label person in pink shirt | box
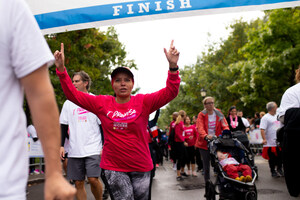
[54,41,180,200]
[174,110,188,180]
[184,116,198,177]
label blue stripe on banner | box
[35,0,300,30]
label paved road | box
[27,156,300,200]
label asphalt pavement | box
[27,156,300,200]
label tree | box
[229,8,300,110]
[159,8,300,128]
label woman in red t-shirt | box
[174,110,188,181]
[54,41,180,200]
[184,116,198,177]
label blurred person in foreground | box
[0,0,75,199]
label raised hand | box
[164,40,180,69]
[54,43,65,72]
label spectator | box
[226,106,246,133]
[254,112,261,129]
[237,110,250,133]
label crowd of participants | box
[155,97,285,186]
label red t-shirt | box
[174,121,185,142]
[184,125,197,146]
[57,68,180,172]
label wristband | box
[169,66,179,71]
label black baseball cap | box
[111,67,134,83]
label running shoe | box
[180,172,189,177]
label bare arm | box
[21,65,75,200]
[260,129,267,145]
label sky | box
[101,10,265,95]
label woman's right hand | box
[54,43,65,72]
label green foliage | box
[46,27,137,110]
[159,8,300,128]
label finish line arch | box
[26,0,300,35]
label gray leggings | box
[199,149,211,182]
[102,169,151,200]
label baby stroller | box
[205,131,258,200]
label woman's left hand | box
[164,40,180,69]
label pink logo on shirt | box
[107,109,137,121]
[73,107,89,115]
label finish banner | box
[26,0,300,34]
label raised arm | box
[144,40,181,113]
[54,43,101,113]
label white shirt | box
[277,83,300,118]
[0,0,54,199]
[208,112,216,135]
[219,157,239,167]
[260,113,281,147]
[60,100,102,157]
[241,117,250,128]
[27,125,38,138]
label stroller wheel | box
[245,191,257,200]
[205,180,216,200]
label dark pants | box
[267,147,282,173]
[101,170,151,200]
[199,149,210,182]
[173,142,186,171]
[186,146,196,164]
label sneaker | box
[173,163,177,171]
[192,171,198,177]
[176,176,184,181]
[187,170,191,176]
[180,172,189,177]
[33,169,40,174]
[277,169,284,177]
[102,188,109,200]
[271,171,279,178]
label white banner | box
[249,129,263,144]
[26,0,300,34]
[28,138,44,158]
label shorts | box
[101,169,151,200]
[67,155,101,181]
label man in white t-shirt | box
[260,102,283,178]
[237,110,250,133]
[59,71,103,200]
[0,0,76,199]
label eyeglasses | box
[205,102,214,105]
